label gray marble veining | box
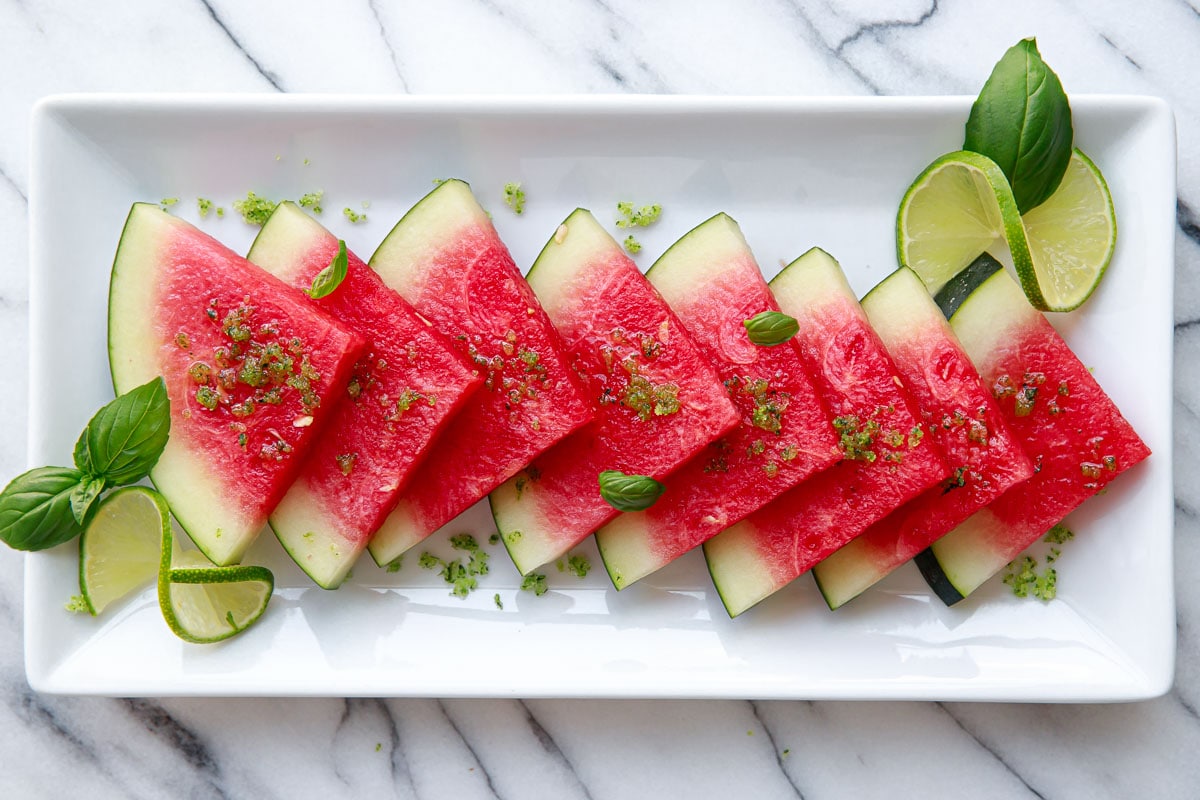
[1,1,1197,797]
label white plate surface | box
[25,94,1175,699]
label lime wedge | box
[78,486,169,615]
[896,150,1033,295]
[159,563,274,644]
[1018,149,1116,311]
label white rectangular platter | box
[25,94,1176,699]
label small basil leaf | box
[0,466,86,551]
[72,426,93,474]
[598,470,665,512]
[743,311,799,346]
[83,376,171,485]
[308,240,349,299]
[69,476,107,526]
[964,38,1073,214]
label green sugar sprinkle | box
[567,554,590,578]
[520,573,548,596]
[503,182,526,215]
[623,234,642,254]
[1044,523,1074,544]
[298,190,324,214]
[417,534,490,598]
[343,207,368,223]
[616,201,662,228]
[233,191,279,226]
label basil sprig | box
[964,38,1073,214]
[743,311,799,347]
[598,470,665,512]
[0,377,171,552]
[307,240,349,299]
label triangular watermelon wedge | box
[916,265,1152,602]
[595,214,839,589]
[364,181,594,567]
[489,210,742,574]
[108,204,365,566]
[703,248,950,617]
[245,202,482,588]
[812,266,1035,609]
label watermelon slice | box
[916,264,1151,603]
[703,248,949,617]
[595,214,838,589]
[108,204,364,566]
[489,210,741,574]
[245,202,482,588]
[811,266,1034,610]
[364,181,593,566]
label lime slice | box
[74,482,274,641]
[896,150,1033,295]
[159,563,274,644]
[1018,149,1116,311]
[78,486,169,615]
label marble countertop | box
[2,1,1197,797]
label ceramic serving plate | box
[25,94,1175,699]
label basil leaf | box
[598,470,665,512]
[69,476,107,526]
[743,311,799,346]
[964,38,1073,214]
[81,377,171,485]
[308,240,349,299]
[0,467,86,551]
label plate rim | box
[23,92,1177,700]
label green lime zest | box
[616,201,662,228]
[503,182,526,215]
[233,191,279,226]
[520,573,548,596]
[298,191,324,214]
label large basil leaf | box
[74,377,171,485]
[0,466,86,551]
[964,38,1073,214]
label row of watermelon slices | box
[107,181,1149,617]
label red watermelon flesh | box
[108,204,365,566]
[489,209,741,575]
[703,249,949,617]
[245,202,482,587]
[920,269,1151,600]
[595,214,838,589]
[365,181,593,567]
[812,267,1035,609]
